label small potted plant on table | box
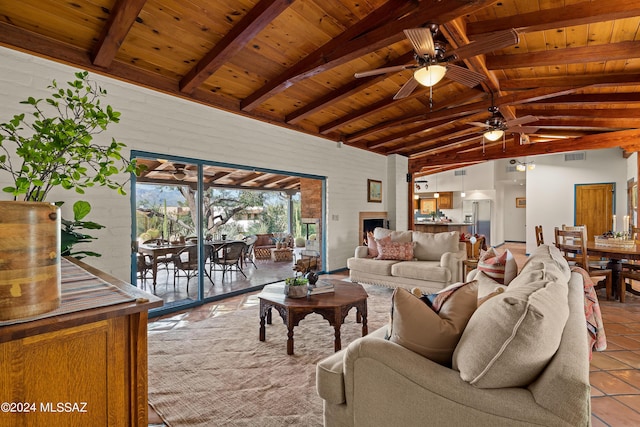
[284,275,309,298]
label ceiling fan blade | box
[354,64,413,78]
[506,126,540,134]
[403,28,435,57]
[468,121,491,129]
[504,115,538,127]
[448,29,519,60]
[393,77,419,100]
[445,63,486,87]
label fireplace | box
[359,212,388,245]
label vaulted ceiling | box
[2,0,640,180]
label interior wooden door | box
[575,183,614,241]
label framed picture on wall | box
[367,179,382,202]
[516,197,526,208]
[420,198,437,214]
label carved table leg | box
[334,307,342,352]
[287,326,295,355]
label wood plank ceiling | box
[1,0,640,182]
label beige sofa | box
[317,244,591,426]
[347,228,467,293]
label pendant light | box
[434,175,439,198]
[460,170,466,198]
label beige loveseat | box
[347,227,467,293]
[317,244,591,426]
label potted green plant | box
[284,275,309,298]
[0,71,138,320]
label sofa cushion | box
[452,275,569,388]
[376,241,415,261]
[391,261,450,283]
[519,244,572,283]
[411,230,459,261]
[386,282,478,366]
[347,257,400,276]
[472,270,508,298]
[477,247,517,285]
[367,232,390,258]
[373,227,412,243]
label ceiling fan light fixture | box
[413,64,446,87]
[483,129,504,141]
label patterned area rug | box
[147,284,393,426]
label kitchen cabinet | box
[438,192,453,209]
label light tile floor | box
[147,244,640,426]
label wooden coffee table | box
[258,280,368,355]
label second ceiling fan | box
[354,24,519,100]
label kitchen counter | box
[414,222,472,234]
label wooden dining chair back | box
[554,227,613,300]
[632,226,640,240]
[468,235,485,260]
[213,241,248,281]
[172,245,199,292]
[535,225,544,246]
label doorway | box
[575,183,615,240]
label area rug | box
[147,284,393,426]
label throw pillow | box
[376,241,414,261]
[412,230,460,261]
[452,277,569,388]
[366,232,390,258]
[477,247,517,285]
[386,281,479,366]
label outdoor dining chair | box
[172,245,199,292]
[212,241,247,281]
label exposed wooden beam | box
[500,73,640,90]
[179,0,293,94]
[486,41,640,70]
[530,93,640,105]
[285,51,415,125]
[467,0,640,37]
[239,0,416,112]
[319,81,455,135]
[408,129,640,173]
[240,0,499,112]
[91,0,147,68]
[344,88,485,143]
[517,108,640,119]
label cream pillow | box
[452,277,569,388]
[387,281,478,367]
[412,230,460,261]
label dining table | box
[138,241,188,286]
[586,240,640,299]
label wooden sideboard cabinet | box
[0,257,162,427]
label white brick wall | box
[0,47,407,281]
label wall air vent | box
[506,166,518,173]
[565,152,586,162]
[454,170,467,176]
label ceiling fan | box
[354,24,520,100]
[468,105,539,142]
[155,162,195,180]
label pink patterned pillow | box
[376,241,415,261]
[367,233,390,257]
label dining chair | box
[136,253,153,287]
[562,224,608,268]
[554,227,613,300]
[172,245,199,292]
[212,241,247,281]
[618,226,640,303]
[243,235,258,269]
[535,225,544,246]
[143,238,174,272]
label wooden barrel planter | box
[0,202,61,320]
